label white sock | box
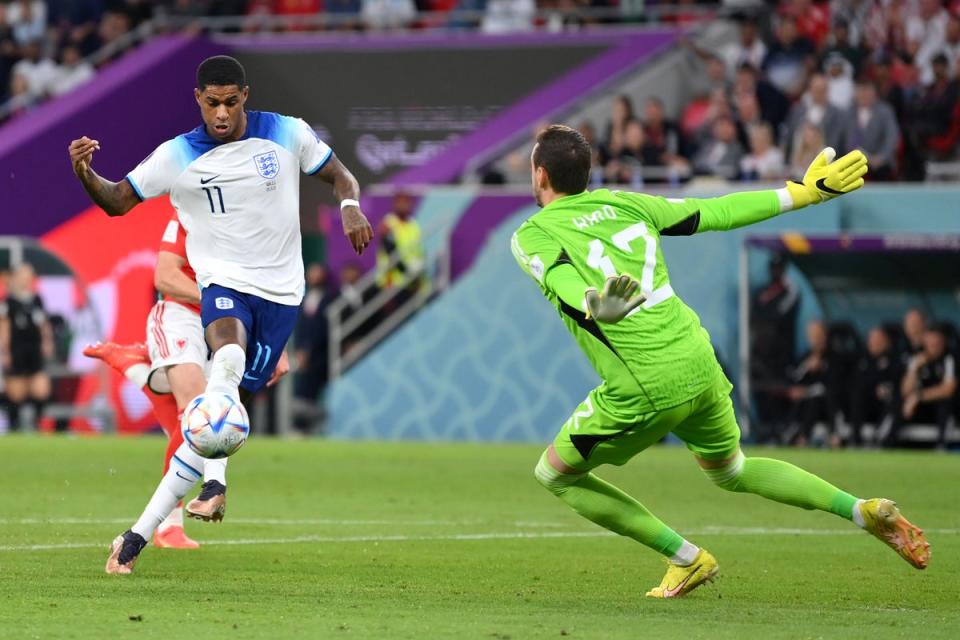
[130,444,204,539]
[851,499,866,528]
[204,457,228,486]
[158,504,184,531]
[669,540,701,566]
[206,344,245,398]
[125,363,150,389]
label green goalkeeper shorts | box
[551,372,740,471]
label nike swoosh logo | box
[815,177,844,195]
[175,471,192,481]
[200,175,220,185]
[663,563,701,597]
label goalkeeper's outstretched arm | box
[618,147,868,235]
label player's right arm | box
[155,251,201,305]
[616,148,868,236]
[0,302,9,370]
[69,137,140,217]
[511,223,643,323]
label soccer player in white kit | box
[68,56,373,574]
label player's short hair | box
[196,55,247,90]
[533,125,591,195]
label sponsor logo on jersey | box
[215,297,234,310]
[253,151,280,179]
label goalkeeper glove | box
[584,274,647,324]
[785,147,868,209]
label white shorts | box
[146,300,208,394]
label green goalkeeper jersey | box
[512,187,783,414]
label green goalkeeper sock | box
[535,454,686,557]
[703,452,858,520]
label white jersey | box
[126,111,332,305]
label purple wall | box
[0,35,225,236]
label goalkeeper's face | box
[531,145,546,207]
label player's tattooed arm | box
[315,154,374,255]
[155,251,202,305]
[68,137,140,217]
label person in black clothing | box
[899,326,957,449]
[750,253,800,440]
[338,262,380,354]
[785,319,839,447]
[849,326,902,446]
[0,264,53,432]
[292,263,331,433]
[901,308,927,364]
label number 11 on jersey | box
[202,186,226,214]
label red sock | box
[141,386,184,475]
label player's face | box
[531,144,545,207]
[195,84,249,142]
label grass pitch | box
[0,436,956,639]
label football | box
[181,393,250,459]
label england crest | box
[253,151,280,179]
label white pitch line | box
[0,517,567,527]
[1,527,957,553]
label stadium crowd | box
[579,1,960,184]
[751,257,958,450]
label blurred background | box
[1,0,959,451]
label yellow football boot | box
[859,498,930,569]
[645,549,719,599]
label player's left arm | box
[313,155,373,256]
[617,148,867,236]
[0,304,9,370]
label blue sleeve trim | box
[306,148,334,175]
[125,175,145,201]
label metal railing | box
[326,214,452,380]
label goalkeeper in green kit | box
[511,125,930,598]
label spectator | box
[601,95,635,166]
[638,97,689,182]
[902,308,928,362]
[733,89,765,148]
[734,63,790,131]
[693,115,744,179]
[830,0,872,48]
[785,319,840,447]
[750,253,800,439]
[824,53,855,110]
[911,53,960,157]
[721,15,768,77]
[6,0,46,46]
[783,0,830,49]
[376,192,427,305]
[943,14,960,77]
[49,45,94,97]
[762,16,816,99]
[0,264,53,433]
[604,118,645,184]
[907,0,950,85]
[785,74,846,158]
[789,122,826,177]
[740,122,786,180]
[849,326,902,446]
[293,263,330,434]
[820,17,868,76]
[338,261,380,353]
[326,0,363,29]
[480,0,535,33]
[900,326,957,449]
[10,40,57,99]
[846,80,900,180]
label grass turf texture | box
[0,437,956,640]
